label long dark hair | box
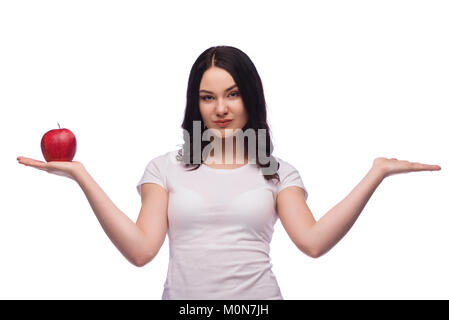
[176,45,280,183]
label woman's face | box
[199,66,248,138]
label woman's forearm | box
[73,166,150,266]
[307,166,385,258]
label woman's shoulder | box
[160,148,187,168]
[148,149,179,161]
[272,155,303,175]
[272,154,291,168]
[141,149,178,171]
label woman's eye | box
[200,91,240,101]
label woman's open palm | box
[17,156,84,181]
[373,157,441,178]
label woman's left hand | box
[372,157,441,179]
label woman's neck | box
[205,136,248,165]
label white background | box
[1,0,448,299]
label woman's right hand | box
[17,156,85,181]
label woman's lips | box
[215,120,232,127]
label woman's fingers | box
[393,160,441,173]
[17,156,83,181]
[410,162,441,171]
[17,156,48,171]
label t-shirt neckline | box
[201,162,253,173]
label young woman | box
[17,46,441,300]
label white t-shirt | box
[136,149,308,300]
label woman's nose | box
[216,99,229,115]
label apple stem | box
[57,122,60,129]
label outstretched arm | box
[277,157,441,258]
[16,156,162,267]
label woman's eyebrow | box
[199,84,238,94]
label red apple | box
[41,123,77,162]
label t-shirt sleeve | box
[136,153,168,196]
[276,158,308,201]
